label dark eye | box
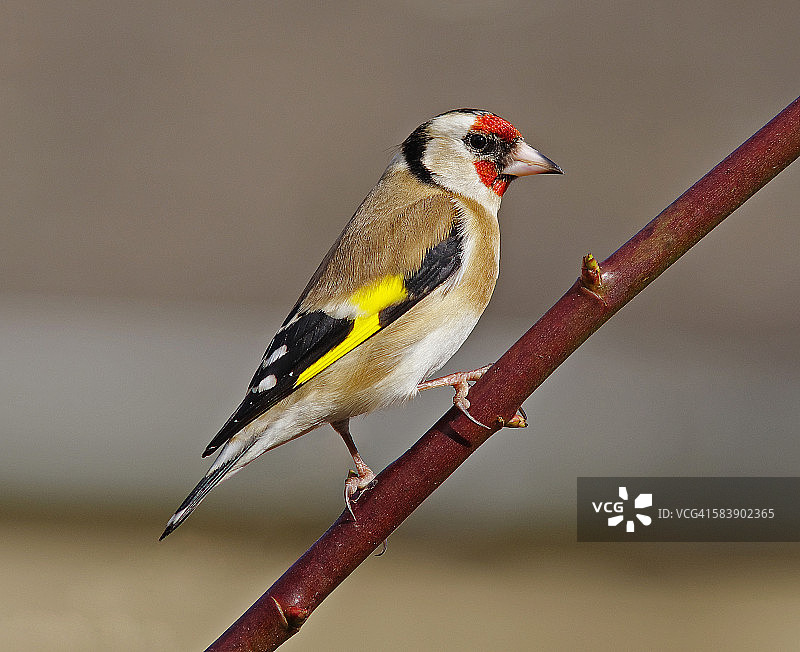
[467,133,490,152]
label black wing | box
[202,310,351,456]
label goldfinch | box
[160,109,561,539]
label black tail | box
[159,457,237,540]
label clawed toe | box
[344,468,376,520]
[454,397,490,429]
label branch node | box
[506,407,528,428]
[495,407,527,429]
[580,253,604,292]
[270,597,310,632]
[579,253,609,307]
[283,605,309,630]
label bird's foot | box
[344,459,376,521]
[417,365,492,429]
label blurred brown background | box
[2,2,800,650]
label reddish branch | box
[207,95,800,651]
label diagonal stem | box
[206,95,800,651]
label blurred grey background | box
[2,2,799,650]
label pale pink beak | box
[501,140,563,176]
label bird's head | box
[400,109,562,205]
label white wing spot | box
[256,374,277,392]
[263,345,288,368]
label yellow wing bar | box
[294,274,408,387]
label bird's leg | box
[417,365,493,428]
[417,365,528,429]
[331,419,376,519]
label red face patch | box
[472,113,521,142]
[474,159,511,196]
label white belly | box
[379,309,481,402]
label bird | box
[160,109,561,539]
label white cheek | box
[424,144,501,207]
